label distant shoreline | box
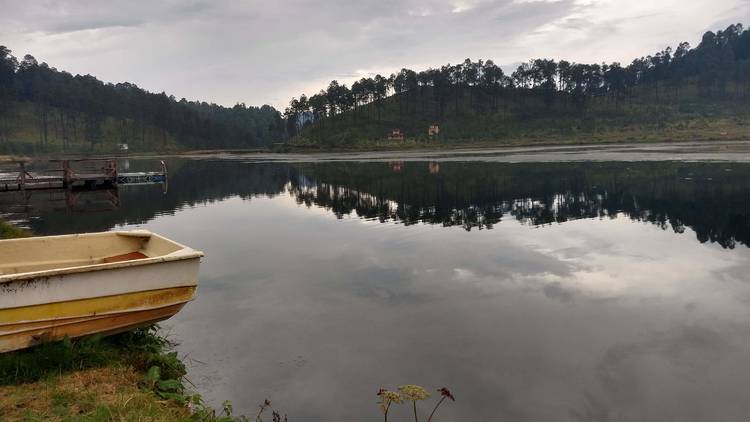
[62,139,747,167]
[4,132,750,162]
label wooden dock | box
[0,159,167,192]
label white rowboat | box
[0,231,203,353]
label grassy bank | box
[0,329,194,421]
[0,326,260,422]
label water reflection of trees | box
[288,162,750,249]
[7,159,750,249]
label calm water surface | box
[3,157,750,421]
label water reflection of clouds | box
[128,192,750,421]
[575,324,750,421]
[347,266,432,305]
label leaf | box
[141,365,161,390]
[156,379,183,393]
[157,391,187,405]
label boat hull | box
[0,300,189,352]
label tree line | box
[285,24,750,137]
[0,47,285,150]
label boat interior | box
[0,231,184,276]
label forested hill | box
[0,47,285,154]
[2,24,749,154]
[285,24,750,148]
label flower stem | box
[413,401,419,422]
[427,396,446,422]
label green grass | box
[0,219,31,240]
[1,365,192,421]
[0,328,183,386]
[0,328,253,421]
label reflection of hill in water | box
[290,161,750,249]
[7,159,750,249]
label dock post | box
[104,159,118,187]
[19,162,26,191]
[62,160,71,188]
[15,161,32,191]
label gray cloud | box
[0,0,215,33]
[0,0,747,109]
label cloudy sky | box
[1,0,748,109]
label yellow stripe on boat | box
[0,303,188,353]
[0,286,196,326]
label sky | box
[0,0,748,110]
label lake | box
[3,146,750,421]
